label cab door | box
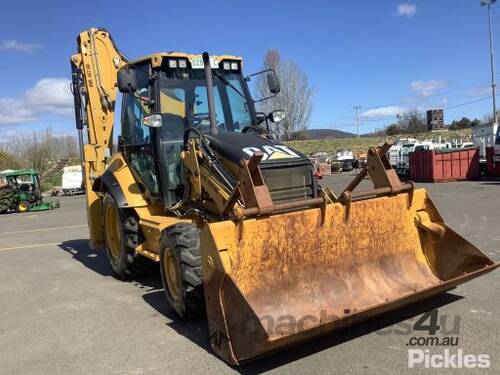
[120,63,160,199]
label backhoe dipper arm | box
[70,28,127,249]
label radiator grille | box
[260,163,315,203]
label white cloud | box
[397,3,417,17]
[0,98,37,125]
[0,78,73,126]
[25,78,74,117]
[467,85,491,97]
[0,39,42,53]
[410,80,447,98]
[361,106,405,119]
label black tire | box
[102,194,147,280]
[0,186,14,213]
[160,223,204,319]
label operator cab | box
[117,53,282,207]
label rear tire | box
[102,194,146,280]
[160,224,204,319]
[18,201,30,213]
[0,185,14,213]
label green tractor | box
[0,169,59,213]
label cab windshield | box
[158,70,253,141]
[157,68,255,206]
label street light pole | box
[353,105,361,139]
[482,0,498,125]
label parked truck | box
[62,165,84,195]
[472,122,498,173]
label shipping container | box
[409,148,480,182]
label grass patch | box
[285,129,472,157]
[41,170,64,192]
[40,157,80,192]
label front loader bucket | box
[200,188,498,365]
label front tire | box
[102,194,144,280]
[160,224,204,318]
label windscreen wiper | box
[214,72,245,99]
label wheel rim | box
[164,250,181,302]
[18,202,28,212]
[104,203,121,259]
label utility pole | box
[353,105,361,139]
[481,0,498,125]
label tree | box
[2,128,78,173]
[398,109,427,134]
[385,123,400,136]
[471,119,481,127]
[483,110,500,124]
[449,117,481,130]
[0,150,20,171]
[450,117,470,130]
[256,49,313,141]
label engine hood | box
[205,132,309,167]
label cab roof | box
[0,168,38,177]
[126,52,242,68]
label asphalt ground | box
[0,175,499,374]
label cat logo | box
[242,145,300,161]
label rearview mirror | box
[246,69,281,103]
[267,71,281,94]
[117,67,138,93]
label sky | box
[0,0,499,138]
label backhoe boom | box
[70,28,126,249]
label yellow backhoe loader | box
[71,28,498,365]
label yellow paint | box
[160,90,186,118]
[164,249,181,300]
[104,202,121,259]
[0,242,61,252]
[17,202,29,212]
[107,153,149,207]
[134,205,190,256]
[267,151,295,160]
[135,244,160,262]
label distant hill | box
[286,128,473,156]
[303,128,355,140]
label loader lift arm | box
[70,28,127,249]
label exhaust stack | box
[202,52,218,136]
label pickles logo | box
[242,145,300,161]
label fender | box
[93,171,127,207]
[92,153,149,208]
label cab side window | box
[120,63,159,195]
[122,92,151,145]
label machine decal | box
[242,145,300,160]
